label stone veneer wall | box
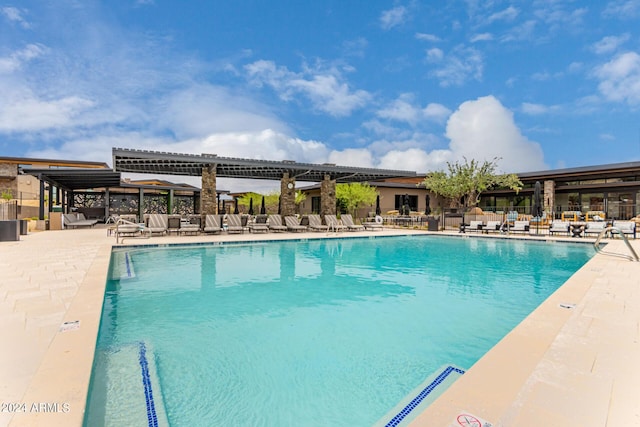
[0,163,18,197]
[544,180,555,216]
[280,174,296,216]
[200,165,217,215]
[320,175,336,217]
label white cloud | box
[376,94,421,124]
[0,44,46,73]
[427,46,483,87]
[471,33,493,43]
[245,60,371,117]
[603,0,640,19]
[594,51,640,105]
[415,33,440,42]
[426,48,444,61]
[0,6,31,29]
[423,103,451,122]
[328,148,374,168]
[592,34,630,55]
[486,6,519,24]
[521,102,561,115]
[380,6,408,30]
[445,96,546,172]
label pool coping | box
[2,228,638,426]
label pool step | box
[374,364,465,427]
[85,342,169,427]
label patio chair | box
[178,216,200,236]
[462,220,484,233]
[363,215,384,231]
[284,215,308,232]
[325,214,347,232]
[203,214,223,234]
[226,214,245,234]
[583,221,607,238]
[249,215,269,233]
[147,213,168,236]
[341,214,364,231]
[510,220,530,234]
[612,220,636,239]
[63,213,99,229]
[267,215,288,232]
[167,215,182,234]
[485,220,502,233]
[307,214,329,232]
[549,221,570,236]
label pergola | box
[112,148,418,216]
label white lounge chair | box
[226,214,245,233]
[249,215,269,233]
[612,220,636,239]
[549,221,570,236]
[147,213,168,236]
[341,214,364,231]
[284,215,307,232]
[510,220,529,234]
[485,220,502,233]
[463,220,483,233]
[203,214,223,234]
[325,215,347,232]
[267,215,288,232]
[363,215,384,231]
[63,213,98,229]
[307,214,328,232]
[583,221,607,237]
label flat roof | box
[23,168,122,191]
[112,147,418,182]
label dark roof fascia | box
[4,156,109,168]
[518,161,640,181]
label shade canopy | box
[112,148,417,183]
[23,168,122,191]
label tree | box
[237,192,280,214]
[422,158,522,210]
[335,182,378,217]
[294,190,306,213]
[1,189,13,201]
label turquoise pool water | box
[85,235,593,427]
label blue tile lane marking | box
[384,365,465,427]
[138,342,159,427]
[124,252,132,278]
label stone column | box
[544,180,555,219]
[280,173,296,216]
[201,164,217,215]
[0,163,18,197]
[320,175,336,218]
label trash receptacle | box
[0,220,20,241]
[19,219,28,235]
[427,217,439,231]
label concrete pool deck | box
[1,227,639,426]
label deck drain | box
[559,303,576,309]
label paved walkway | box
[1,227,639,426]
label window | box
[395,194,418,212]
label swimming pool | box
[84,235,593,426]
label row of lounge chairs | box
[462,218,636,238]
[115,213,381,238]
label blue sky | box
[1,1,640,190]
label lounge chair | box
[363,215,384,231]
[267,215,288,232]
[612,220,636,239]
[325,215,347,232]
[307,214,329,232]
[178,216,200,235]
[63,213,99,229]
[583,221,607,237]
[226,214,245,233]
[284,215,308,232]
[485,220,502,233]
[147,213,168,236]
[549,221,570,236]
[249,215,269,233]
[510,220,529,234]
[203,214,223,234]
[341,214,364,231]
[463,220,484,233]
[115,218,149,239]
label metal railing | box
[593,226,639,262]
